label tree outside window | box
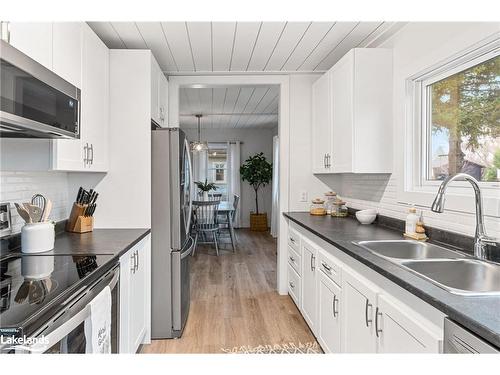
[428,55,499,182]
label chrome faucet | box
[431,173,497,259]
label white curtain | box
[191,149,208,199]
[227,141,241,228]
[270,136,279,238]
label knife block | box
[66,203,94,233]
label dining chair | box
[191,200,221,256]
[218,194,239,252]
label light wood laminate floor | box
[142,229,317,353]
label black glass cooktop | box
[0,253,114,332]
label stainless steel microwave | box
[0,40,80,139]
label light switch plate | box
[299,191,308,202]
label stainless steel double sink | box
[354,240,500,296]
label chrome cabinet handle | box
[321,261,332,274]
[333,295,339,317]
[375,307,383,337]
[135,250,139,271]
[90,144,94,165]
[130,252,136,274]
[289,256,295,262]
[365,299,373,327]
[289,281,295,289]
[83,143,89,165]
[323,154,327,168]
[326,153,330,168]
[310,254,316,271]
[289,237,296,244]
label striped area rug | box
[221,342,321,354]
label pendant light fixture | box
[190,114,208,152]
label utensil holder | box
[66,203,94,233]
[21,222,55,253]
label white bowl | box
[355,211,377,224]
[357,209,377,216]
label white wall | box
[73,50,152,229]
[288,74,332,211]
[317,23,500,238]
[183,127,274,228]
[0,171,70,234]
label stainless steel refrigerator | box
[151,127,194,339]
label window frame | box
[401,36,500,217]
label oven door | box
[22,265,119,354]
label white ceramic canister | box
[21,222,55,254]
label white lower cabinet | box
[301,238,318,334]
[288,264,301,306]
[287,223,443,354]
[119,234,151,353]
[376,294,441,353]
[318,271,341,353]
[342,268,378,353]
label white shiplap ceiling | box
[179,86,279,129]
[87,21,403,74]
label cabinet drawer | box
[288,245,301,275]
[288,226,301,252]
[288,264,301,307]
[318,250,341,286]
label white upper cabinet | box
[52,23,82,88]
[151,57,168,127]
[311,48,393,174]
[8,23,53,70]
[51,23,109,172]
[311,72,332,174]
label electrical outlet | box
[299,191,308,202]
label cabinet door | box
[342,269,377,353]
[311,72,332,174]
[81,24,109,172]
[301,239,317,333]
[119,236,151,353]
[376,295,441,353]
[318,273,341,353]
[119,247,134,353]
[130,240,149,352]
[331,51,354,173]
[52,22,82,88]
[8,22,53,69]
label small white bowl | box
[357,209,377,216]
[355,211,377,225]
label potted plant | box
[240,152,272,231]
[194,179,218,200]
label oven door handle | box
[26,265,119,353]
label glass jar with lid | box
[324,191,337,215]
[310,198,327,216]
[331,197,348,217]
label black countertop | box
[284,212,500,349]
[11,228,151,259]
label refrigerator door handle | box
[184,138,194,235]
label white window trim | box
[399,35,500,218]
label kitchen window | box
[207,143,228,199]
[424,55,499,183]
[401,37,499,217]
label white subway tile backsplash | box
[326,173,500,238]
[0,171,69,234]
